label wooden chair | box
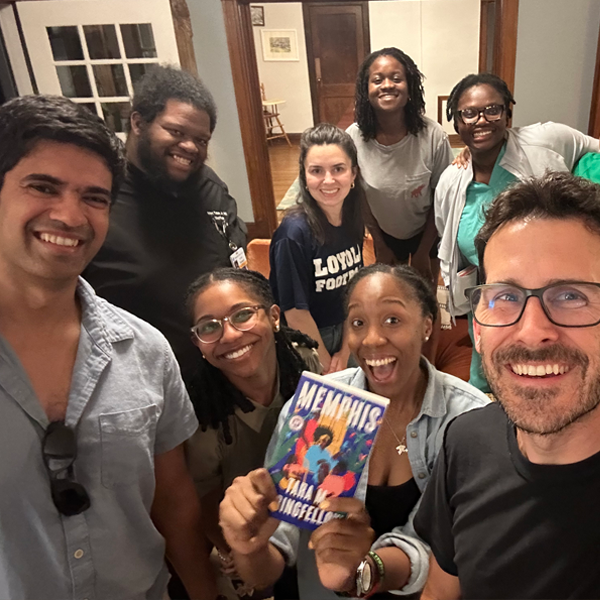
[246,238,272,278]
[261,83,291,146]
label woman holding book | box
[219,264,489,599]
[184,268,320,597]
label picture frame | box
[260,29,299,62]
[250,6,264,27]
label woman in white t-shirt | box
[346,47,453,283]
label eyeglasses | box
[465,282,600,328]
[43,421,91,516]
[191,305,265,344]
[457,104,505,125]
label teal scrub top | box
[457,143,518,267]
[456,143,518,393]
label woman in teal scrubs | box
[436,73,599,391]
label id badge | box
[230,247,248,269]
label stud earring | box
[350,182,355,189]
[424,336,430,343]
[274,324,280,332]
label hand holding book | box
[220,468,280,557]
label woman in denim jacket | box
[219,264,489,599]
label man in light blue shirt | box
[0,95,218,600]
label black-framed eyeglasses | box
[43,421,91,516]
[465,282,600,328]
[191,305,265,344]
[457,104,505,125]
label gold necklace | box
[384,390,425,456]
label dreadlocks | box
[186,268,318,445]
[354,47,426,141]
[446,73,516,129]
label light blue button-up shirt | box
[0,278,198,600]
[268,359,489,598]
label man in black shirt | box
[85,66,246,385]
[414,173,600,599]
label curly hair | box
[186,268,318,444]
[354,47,426,141]
[446,73,516,131]
[0,95,125,200]
[475,172,600,282]
[287,122,365,246]
[131,64,217,132]
[344,263,438,322]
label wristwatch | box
[356,556,374,597]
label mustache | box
[493,344,589,368]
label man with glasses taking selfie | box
[414,172,600,599]
[0,96,219,599]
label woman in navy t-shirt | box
[270,123,365,373]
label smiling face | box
[304,143,356,224]
[132,99,211,187]
[347,272,432,398]
[0,140,112,286]
[192,280,280,385]
[455,84,508,158]
[474,218,600,435]
[367,55,409,116]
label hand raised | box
[219,468,280,556]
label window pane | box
[120,23,157,58]
[93,64,128,97]
[101,102,131,132]
[56,65,92,98]
[78,102,98,115]
[84,25,120,59]
[47,26,84,61]
[128,63,153,86]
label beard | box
[136,127,202,196]
[481,343,600,436]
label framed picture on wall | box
[251,6,265,27]
[261,29,299,62]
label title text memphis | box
[295,379,383,434]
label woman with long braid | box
[184,268,320,596]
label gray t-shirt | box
[0,278,198,600]
[347,118,453,239]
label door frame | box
[222,0,519,240]
[589,18,600,138]
[302,1,370,125]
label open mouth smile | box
[221,343,255,360]
[36,232,82,248]
[364,356,398,383]
[509,363,571,377]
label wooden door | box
[303,2,369,128]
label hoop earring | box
[351,182,355,189]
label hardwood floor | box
[268,138,300,207]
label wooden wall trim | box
[492,0,519,92]
[221,0,277,239]
[588,20,600,138]
[169,0,198,75]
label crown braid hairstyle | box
[186,268,318,444]
[446,73,515,130]
[355,47,426,141]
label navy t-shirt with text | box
[269,214,363,329]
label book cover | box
[265,371,389,530]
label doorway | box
[221,0,519,240]
[304,2,369,128]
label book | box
[265,371,389,531]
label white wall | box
[370,0,480,133]
[187,0,254,222]
[513,0,600,132]
[252,3,313,133]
